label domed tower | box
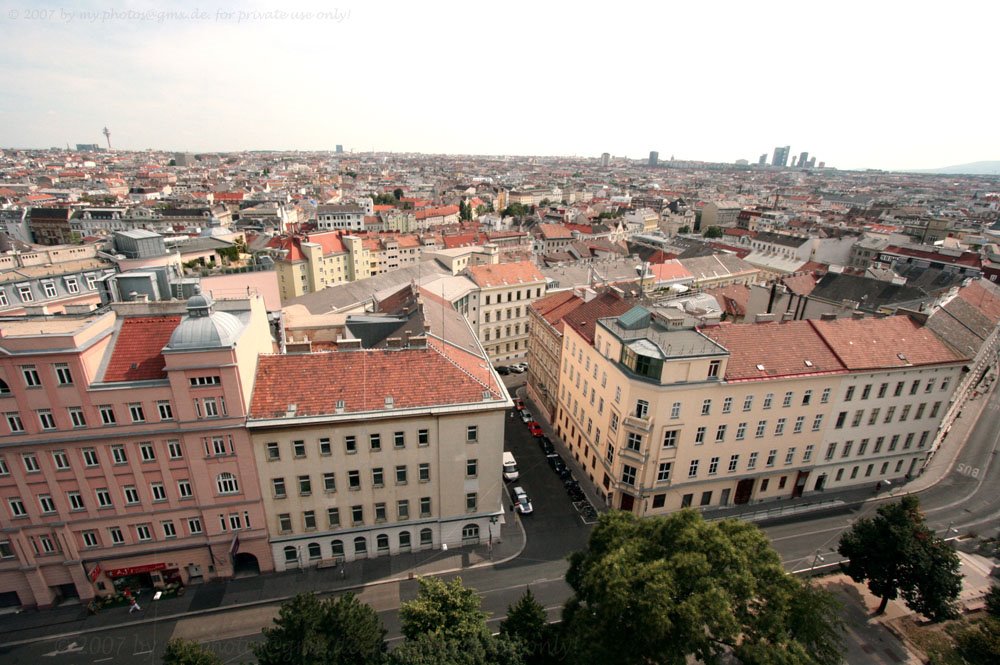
[166,289,244,351]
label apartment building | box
[0,245,114,315]
[553,307,965,515]
[247,339,509,569]
[467,261,547,364]
[0,292,275,609]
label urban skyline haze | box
[0,0,996,171]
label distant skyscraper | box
[102,126,112,151]
[648,151,659,167]
[799,151,809,168]
[772,145,790,167]
[335,144,343,154]
[808,157,816,168]
[758,154,767,166]
[600,152,610,167]
[791,156,798,168]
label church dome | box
[167,289,243,349]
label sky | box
[0,0,997,171]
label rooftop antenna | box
[102,126,112,150]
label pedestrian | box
[129,598,141,613]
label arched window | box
[399,531,411,550]
[419,528,433,546]
[462,524,480,542]
[331,539,344,557]
[308,542,321,560]
[283,546,298,564]
[216,472,239,495]
[376,534,389,552]
[354,536,367,555]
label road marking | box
[43,641,84,657]
[94,658,113,662]
[770,524,846,542]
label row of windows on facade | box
[482,307,529,324]
[275,494,478,534]
[3,367,220,393]
[282,524,479,564]
[483,324,529,342]
[270,459,478,497]
[263,426,478,460]
[2,396,226,434]
[4,472,241,521]
[617,431,932,487]
[0,436,236,482]
[482,288,542,306]
[0,272,101,306]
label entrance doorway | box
[232,553,260,578]
[734,478,754,505]
[814,474,827,491]
[792,470,810,498]
[619,493,635,512]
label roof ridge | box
[427,337,499,398]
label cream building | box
[553,307,965,514]
[467,261,547,364]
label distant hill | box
[910,161,1000,175]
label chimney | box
[852,311,865,320]
[23,305,51,316]
[755,313,776,323]
[386,337,402,348]
[820,313,838,321]
[781,311,794,322]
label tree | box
[389,632,524,665]
[253,592,387,665]
[500,589,559,665]
[163,639,222,665]
[393,188,404,200]
[459,201,472,222]
[561,510,843,665]
[986,585,1000,617]
[952,617,1000,665]
[703,225,723,238]
[502,203,531,218]
[678,225,691,234]
[838,495,962,621]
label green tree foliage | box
[500,589,559,665]
[372,193,398,206]
[838,496,962,621]
[162,639,223,665]
[389,632,524,665]
[952,617,1000,665]
[501,203,531,218]
[253,592,387,665]
[561,510,843,665]
[393,188,404,200]
[703,225,723,238]
[984,584,1000,618]
[459,201,473,222]
[678,225,691,234]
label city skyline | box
[0,0,997,171]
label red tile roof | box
[649,260,692,282]
[537,223,574,239]
[781,272,818,296]
[306,231,347,254]
[700,321,847,380]
[103,316,181,382]
[564,292,635,344]
[530,291,583,330]
[415,205,459,221]
[883,245,982,268]
[249,348,502,419]
[957,279,1000,321]
[809,316,967,369]
[467,260,545,288]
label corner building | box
[0,293,275,609]
[247,336,509,570]
[554,307,965,514]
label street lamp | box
[488,514,500,558]
[809,550,825,574]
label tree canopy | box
[703,225,723,238]
[501,203,532,218]
[500,588,559,665]
[162,639,223,665]
[253,592,387,665]
[838,495,962,621]
[561,510,843,665]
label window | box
[0,410,22,440]
[396,465,408,484]
[919,431,929,448]
[345,435,357,453]
[621,464,637,486]
[418,429,429,446]
[21,366,41,387]
[8,497,27,518]
[188,517,203,535]
[701,399,712,416]
[825,442,837,460]
[327,507,341,528]
[812,414,823,431]
[688,459,699,478]
[42,282,56,298]
[369,467,383,487]
[743,395,753,412]
[899,404,911,422]
[722,397,732,414]
[803,444,814,462]
[298,475,312,496]
[217,473,239,495]
[626,432,642,452]
[278,514,292,533]
[695,426,706,444]
[151,483,166,502]
[610,413,619,432]
[38,410,56,430]
[178,480,192,498]
[82,531,99,548]
[293,440,306,457]
[352,506,364,525]
[167,440,183,459]
[835,412,847,429]
[467,425,478,442]
[915,403,926,420]
[766,449,777,467]
[755,420,767,438]
[303,511,317,530]
[671,402,681,419]
[763,393,773,409]
[466,459,478,477]
[728,454,740,472]
[52,450,70,470]
[189,375,221,387]
[22,453,39,472]
[110,445,127,465]
[397,500,410,521]
[657,462,672,482]
[39,494,56,514]
[736,422,747,440]
[369,433,381,451]
[774,418,786,436]
[941,376,950,392]
[0,289,6,307]
[747,452,758,470]
[662,430,678,448]
[708,360,721,378]
[802,390,812,406]
[852,410,864,427]
[930,401,941,419]
[793,416,804,433]
[124,485,139,504]
[844,386,855,402]
[910,380,920,396]
[98,405,116,425]
[317,437,332,456]
[420,497,431,517]
[715,424,727,442]
[0,457,6,475]
[55,364,73,385]
[17,285,33,303]
[419,463,430,482]
[96,488,112,508]
[884,406,896,423]
[420,527,433,545]
[894,381,904,397]
[821,388,831,403]
[784,448,796,465]
[266,442,280,461]
[783,391,793,408]
[129,403,145,423]
[139,442,155,462]
[324,472,336,492]
[708,456,720,475]
[69,407,86,427]
[466,492,477,512]
[109,527,124,544]
[635,399,649,418]
[681,494,693,508]
[348,470,361,489]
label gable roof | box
[563,292,635,344]
[700,321,846,380]
[102,316,181,382]
[809,316,966,370]
[466,260,544,288]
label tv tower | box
[102,126,111,150]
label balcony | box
[624,414,652,433]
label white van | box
[502,451,519,482]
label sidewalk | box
[0,501,526,648]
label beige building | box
[247,337,510,569]
[467,261,547,364]
[553,307,965,514]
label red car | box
[527,422,544,437]
[514,398,525,411]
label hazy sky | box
[1,0,996,171]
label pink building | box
[0,292,274,609]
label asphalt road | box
[10,384,999,664]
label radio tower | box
[102,126,112,150]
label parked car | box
[510,363,527,373]
[546,453,567,476]
[496,365,511,375]
[502,451,519,482]
[512,486,533,514]
[527,422,544,437]
[540,438,555,455]
[514,398,525,411]
[520,411,533,423]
